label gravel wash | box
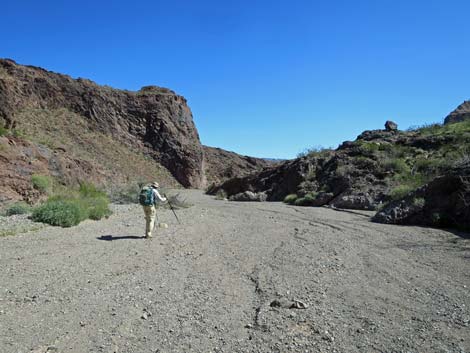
[0,190,469,353]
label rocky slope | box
[203,146,272,186]
[0,59,264,203]
[208,112,470,230]
[444,100,470,124]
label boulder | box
[373,165,470,230]
[385,120,398,131]
[330,192,376,210]
[229,191,267,202]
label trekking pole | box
[163,193,181,224]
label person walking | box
[139,182,167,238]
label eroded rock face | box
[0,59,204,188]
[202,146,271,186]
[373,165,470,230]
[444,101,470,124]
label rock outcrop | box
[373,163,470,230]
[0,59,268,203]
[208,116,470,227]
[0,59,204,188]
[444,100,470,124]
[202,146,271,186]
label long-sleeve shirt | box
[152,188,167,203]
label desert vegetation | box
[31,182,112,227]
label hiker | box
[139,182,167,238]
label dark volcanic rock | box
[0,59,267,200]
[229,191,267,202]
[385,120,398,131]
[0,59,204,188]
[202,146,271,186]
[373,164,470,230]
[444,100,470,124]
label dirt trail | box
[1,190,469,353]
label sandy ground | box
[0,190,469,353]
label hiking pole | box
[163,193,181,224]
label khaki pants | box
[143,205,157,238]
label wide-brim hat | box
[151,182,159,188]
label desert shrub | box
[335,164,355,177]
[294,193,316,206]
[215,189,228,200]
[412,158,445,176]
[84,196,112,220]
[284,194,298,204]
[32,200,87,227]
[79,182,106,198]
[381,158,410,174]
[297,146,333,159]
[414,123,443,136]
[32,182,111,227]
[31,174,52,193]
[412,197,426,208]
[356,141,380,154]
[298,180,317,195]
[109,184,140,204]
[389,185,415,200]
[0,126,8,136]
[5,202,32,216]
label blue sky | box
[2,0,470,159]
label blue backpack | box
[139,187,155,206]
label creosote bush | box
[389,185,415,201]
[294,193,316,206]
[283,194,298,205]
[31,182,111,227]
[31,174,52,193]
[5,202,32,216]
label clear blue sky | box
[2,0,470,159]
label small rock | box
[290,300,308,309]
[270,299,282,308]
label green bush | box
[389,185,415,200]
[381,158,410,174]
[0,126,7,137]
[294,193,316,206]
[5,202,32,216]
[215,189,228,200]
[79,182,107,198]
[32,182,111,227]
[109,184,140,204]
[283,194,298,204]
[31,174,52,193]
[32,200,87,227]
[412,197,426,208]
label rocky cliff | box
[0,59,204,188]
[0,59,266,203]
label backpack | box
[139,187,155,206]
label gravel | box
[0,190,469,352]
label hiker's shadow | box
[97,235,145,241]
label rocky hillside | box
[203,146,272,186]
[208,113,470,230]
[0,59,264,203]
